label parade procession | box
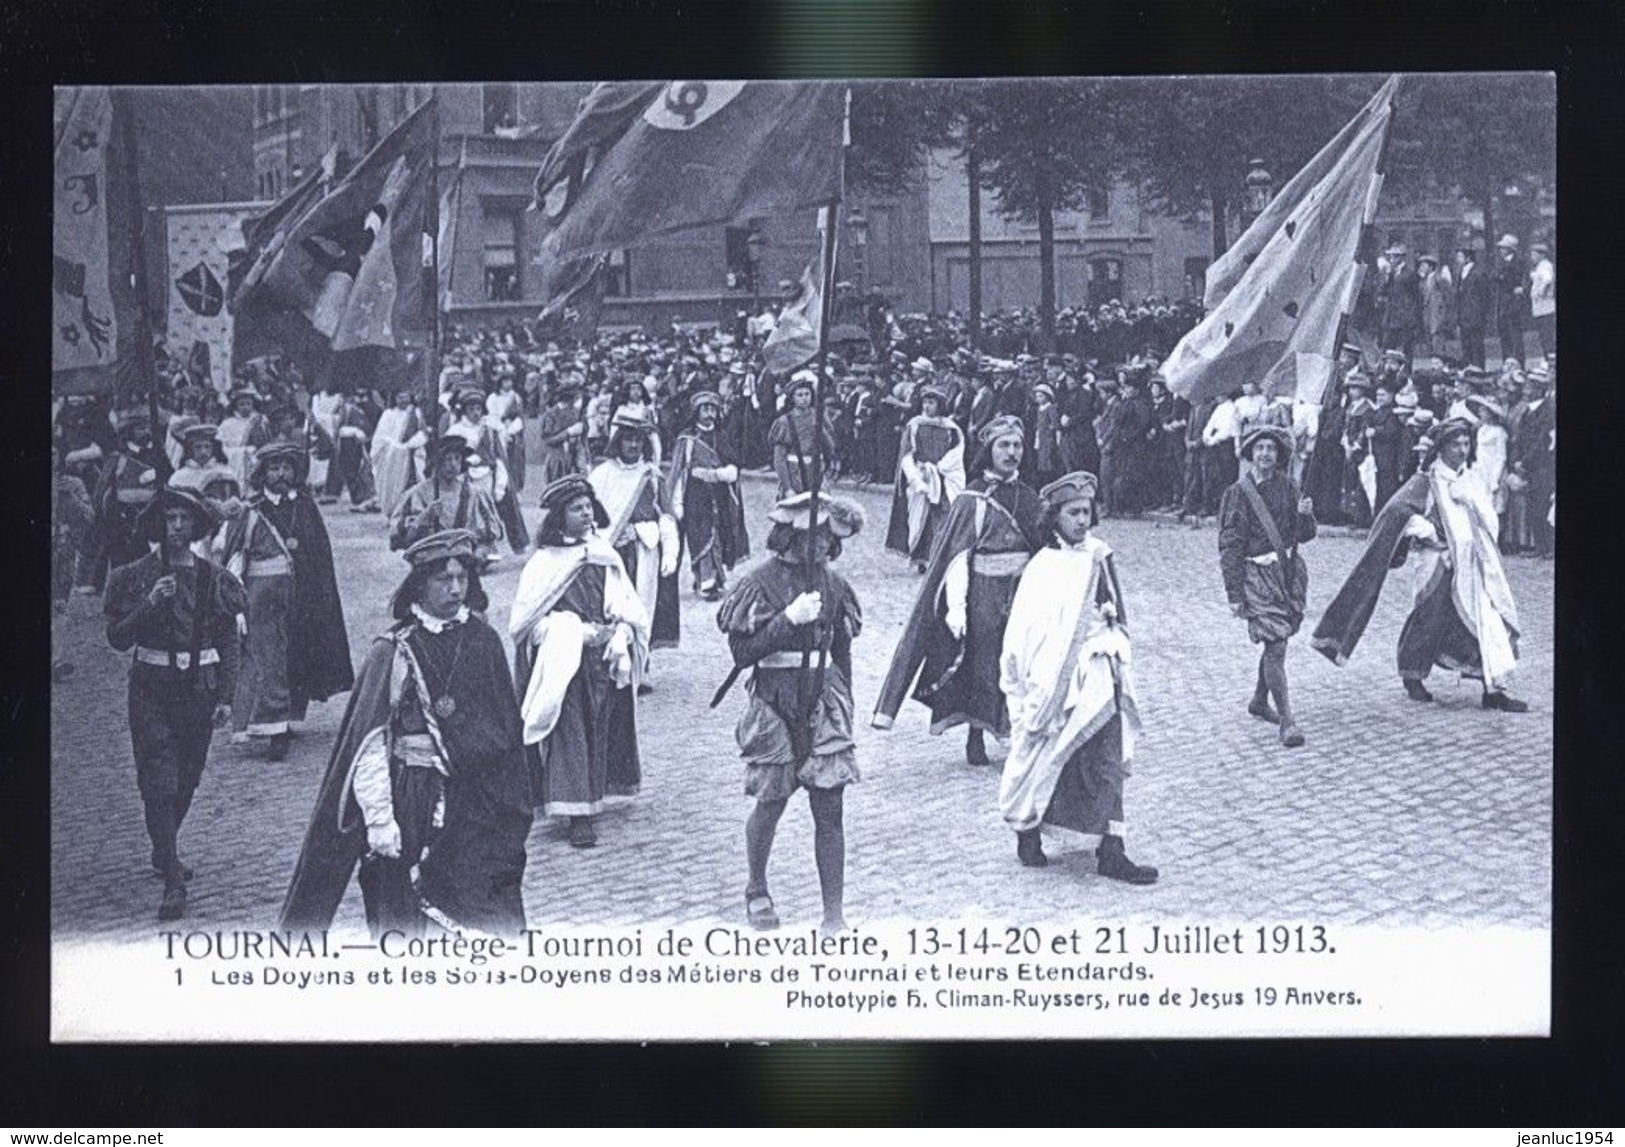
[50,76,1553,1026]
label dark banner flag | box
[533,81,845,264]
[249,100,436,352]
[229,147,335,307]
[53,88,147,398]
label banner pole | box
[427,93,443,449]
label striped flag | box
[1161,76,1399,405]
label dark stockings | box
[1259,640,1293,725]
[744,787,847,929]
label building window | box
[604,250,629,297]
[1086,182,1110,222]
[483,84,519,134]
[1183,256,1209,301]
[482,205,522,301]
[1087,257,1124,308]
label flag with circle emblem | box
[533,81,845,266]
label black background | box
[4,0,1622,1127]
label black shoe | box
[152,853,194,882]
[636,682,653,696]
[701,587,722,602]
[914,561,927,574]
[1403,679,1434,703]
[157,882,187,921]
[1482,691,1529,713]
[965,730,990,767]
[1278,721,1305,749]
[1016,829,1048,868]
[1096,835,1158,885]
[1247,697,1281,725]
[568,816,598,849]
[266,732,290,762]
[52,660,76,683]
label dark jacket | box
[1455,259,1491,331]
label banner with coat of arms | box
[165,203,259,394]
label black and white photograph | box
[48,72,1556,1041]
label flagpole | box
[1327,74,1401,392]
[796,85,846,764]
[427,93,443,451]
[119,91,177,668]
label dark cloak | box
[1310,471,1433,666]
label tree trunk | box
[1210,189,1229,262]
[966,137,983,351]
[1037,172,1056,354]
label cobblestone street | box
[51,471,1553,940]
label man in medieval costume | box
[391,436,505,564]
[510,476,650,850]
[90,409,164,589]
[218,443,354,761]
[1217,424,1319,750]
[1311,417,1528,712]
[770,370,837,498]
[666,390,751,602]
[884,383,967,573]
[998,471,1156,884]
[717,489,866,935]
[323,388,381,514]
[444,384,529,554]
[279,528,533,938]
[105,488,247,921]
[369,387,428,517]
[872,413,1046,767]
[537,376,590,486]
[589,408,681,678]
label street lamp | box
[847,207,869,294]
[1244,157,1275,224]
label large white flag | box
[1163,76,1398,405]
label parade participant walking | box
[165,424,228,497]
[391,437,505,563]
[1313,418,1527,711]
[219,443,354,761]
[280,529,533,938]
[104,488,246,920]
[510,476,650,850]
[216,387,271,493]
[323,389,381,513]
[717,490,866,935]
[589,409,681,669]
[884,383,966,573]
[666,391,751,601]
[1218,424,1318,749]
[90,409,164,589]
[873,414,1045,767]
[538,376,591,485]
[998,471,1156,883]
[770,370,837,498]
[445,384,529,554]
[487,370,527,494]
[369,388,428,517]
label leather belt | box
[135,646,219,669]
[970,551,1030,576]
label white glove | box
[784,591,823,626]
[944,605,967,640]
[367,820,402,859]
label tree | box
[1382,73,1556,248]
[975,79,1122,352]
[1117,75,1363,265]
